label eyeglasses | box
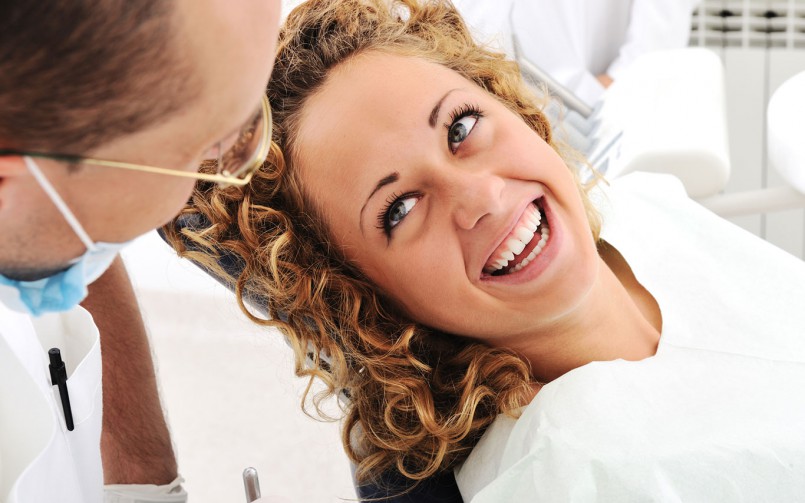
[0,94,272,187]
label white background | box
[122,233,356,503]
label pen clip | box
[48,348,74,431]
[243,467,261,503]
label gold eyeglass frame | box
[0,95,272,187]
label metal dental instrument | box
[243,467,261,503]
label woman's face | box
[296,52,601,347]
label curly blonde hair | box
[164,0,601,487]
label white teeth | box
[483,201,551,275]
[514,226,533,243]
[524,211,541,233]
[509,226,551,273]
[506,238,526,255]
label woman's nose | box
[448,171,505,230]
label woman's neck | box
[522,242,662,384]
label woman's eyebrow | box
[357,89,461,233]
[359,171,400,233]
[429,88,460,127]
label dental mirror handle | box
[243,467,261,502]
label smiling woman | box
[164,0,805,500]
[295,51,618,356]
[166,0,600,484]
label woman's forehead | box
[294,53,470,186]
[298,52,471,145]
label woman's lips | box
[483,198,549,275]
[478,194,561,286]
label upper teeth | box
[508,226,549,274]
[484,202,548,275]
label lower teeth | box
[510,226,549,273]
[492,212,549,276]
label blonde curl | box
[164,0,600,488]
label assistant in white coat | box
[454,0,701,105]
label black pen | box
[48,348,74,431]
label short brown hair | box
[0,1,197,154]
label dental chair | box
[522,41,732,199]
[528,42,805,216]
[161,49,804,503]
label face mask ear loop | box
[23,156,98,252]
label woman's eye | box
[448,115,479,153]
[387,196,419,229]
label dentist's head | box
[0,0,281,314]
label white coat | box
[0,286,103,503]
[453,0,701,105]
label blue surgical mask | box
[0,157,132,316]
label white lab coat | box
[453,0,701,105]
[0,286,103,503]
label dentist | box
[0,1,280,502]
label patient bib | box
[456,172,805,501]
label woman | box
[165,0,805,499]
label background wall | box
[122,233,356,503]
[691,0,805,257]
